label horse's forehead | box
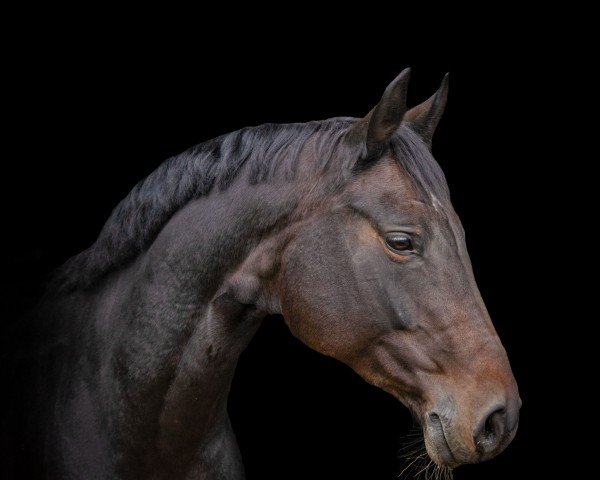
[344,157,429,209]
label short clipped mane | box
[53,118,448,292]
[53,119,355,290]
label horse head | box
[276,69,520,468]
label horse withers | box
[2,68,519,479]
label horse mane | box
[52,118,448,292]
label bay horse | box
[2,68,519,479]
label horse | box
[1,68,520,479]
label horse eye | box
[385,234,414,254]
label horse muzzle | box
[423,393,521,467]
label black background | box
[3,14,566,480]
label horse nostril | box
[428,412,441,424]
[484,408,504,437]
[474,406,507,454]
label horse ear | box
[403,73,449,146]
[363,68,411,157]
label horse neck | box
[84,175,299,472]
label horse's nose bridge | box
[440,277,503,348]
[424,257,491,327]
[432,313,515,401]
[432,302,501,358]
